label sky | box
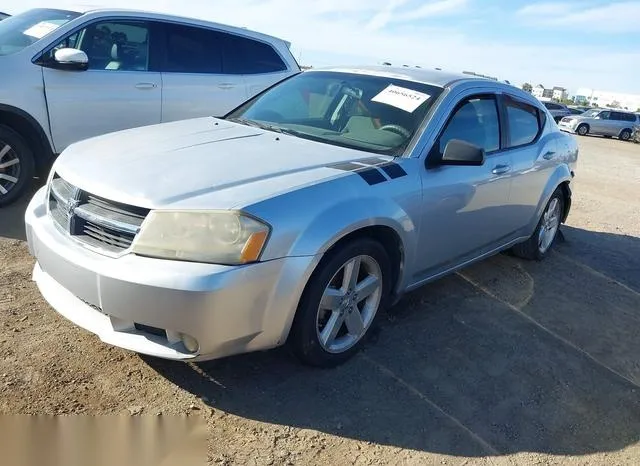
[1,0,639,95]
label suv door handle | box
[218,83,235,90]
[542,151,556,160]
[135,82,157,90]
[492,164,511,175]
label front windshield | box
[226,71,444,155]
[582,110,600,117]
[0,8,80,56]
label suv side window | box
[504,97,542,147]
[48,21,151,71]
[599,111,611,120]
[223,34,287,74]
[438,95,500,154]
[162,24,223,74]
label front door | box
[415,94,513,280]
[42,20,161,153]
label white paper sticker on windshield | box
[24,22,60,39]
[371,85,430,113]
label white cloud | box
[1,0,639,94]
[516,2,573,16]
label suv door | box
[222,33,292,100]
[158,23,247,121]
[40,20,161,153]
[591,110,611,134]
[416,93,512,278]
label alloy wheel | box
[316,255,382,353]
[538,197,561,254]
[0,141,20,196]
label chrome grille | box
[48,174,149,253]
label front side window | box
[163,24,222,74]
[0,8,80,56]
[226,71,443,154]
[505,97,542,147]
[599,111,611,120]
[438,95,500,154]
[223,34,287,74]
[47,20,150,71]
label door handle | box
[542,151,556,160]
[492,164,511,175]
[218,83,235,90]
[135,82,157,90]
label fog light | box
[181,334,199,353]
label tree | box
[522,82,533,93]
[608,100,621,108]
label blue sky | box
[2,0,639,95]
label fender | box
[528,164,573,235]
[0,104,55,171]
[287,195,416,292]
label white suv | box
[0,8,300,205]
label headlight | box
[132,211,270,265]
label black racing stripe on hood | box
[379,162,407,179]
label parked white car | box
[0,8,300,205]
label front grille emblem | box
[65,186,82,233]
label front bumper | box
[25,187,320,361]
[557,121,578,133]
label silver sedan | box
[25,66,578,367]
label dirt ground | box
[1,136,639,465]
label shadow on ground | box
[0,180,42,241]
[145,225,640,457]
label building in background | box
[575,88,640,110]
[552,86,567,101]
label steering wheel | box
[379,124,411,139]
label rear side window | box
[163,24,223,74]
[439,95,500,154]
[505,97,543,147]
[619,112,636,122]
[223,34,286,74]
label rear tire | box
[576,124,589,136]
[619,129,632,141]
[0,125,35,207]
[512,188,565,261]
[289,238,391,367]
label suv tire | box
[576,124,589,136]
[619,129,632,141]
[0,125,35,207]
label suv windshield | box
[583,110,600,117]
[226,71,443,155]
[0,8,80,56]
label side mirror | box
[440,139,485,166]
[50,48,89,71]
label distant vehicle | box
[632,123,640,143]
[542,101,571,122]
[558,109,639,141]
[567,107,584,115]
[25,66,578,366]
[0,7,300,206]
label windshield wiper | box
[227,118,305,137]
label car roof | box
[307,65,497,88]
[75,8,290,46]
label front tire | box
[289,238,391,367]
[512,188,565,261]
[0,125,35,207]
[576,124,589,136]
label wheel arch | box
[0,104,54,175]
[618,127,633,138]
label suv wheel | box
[0,125,35,207]
[290,238,391,367]
[619,129,632,141]
[576,124,589,136]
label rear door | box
[158,23,247,121]
[591,110,611,134]
[222,33,293,101]
[42,19,161,152]
[501,94,558,234]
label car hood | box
[54,117,390,210]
